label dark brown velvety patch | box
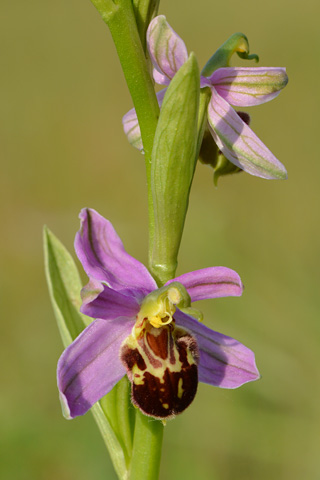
[131,363,198,419]
[120,345,147,380]
[120,320,199,419]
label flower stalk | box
[91,0,159,255]
[88,0,163,474]
[89,2,166,476]
[105,0,159,160]
[129,411,164,480]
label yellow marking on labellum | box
[132,365,145,385]
[130,324,190,382]
[120,316,199,420]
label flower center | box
[137,282,191,330]
[119,282,200,420]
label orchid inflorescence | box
[45,4,288,479]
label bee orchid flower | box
[57,208,259,420]
[123,15,288,180]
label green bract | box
[43,227,91,345]
[150,53,200,285]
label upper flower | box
[123,15,288,180]
[57,208,259,420]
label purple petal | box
[122,90,167,151]
[75,209,157,295]
[81,278,140,320]
[207,88,288,179]
[147,15,188,85]
[122,107,144,151]
[168,267,243,302]
[205,67,288,107]
[153,69,171,86]
[57,318,132,418]
[175,311,260,388]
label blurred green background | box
[1,0,319,478]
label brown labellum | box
[120,319,199,419]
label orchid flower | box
[123,15,288,180]
[57,208,259,420]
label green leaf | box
[100,376,135,467]
[43,227,128,480]
[43,226,91,346]
[90,404,129,480]
[150,53,200,285]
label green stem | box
[91,0,159,258]
[90,2,164,478]
[129,411,164,480]
[105,0,159,251]
[106,0,159,160]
